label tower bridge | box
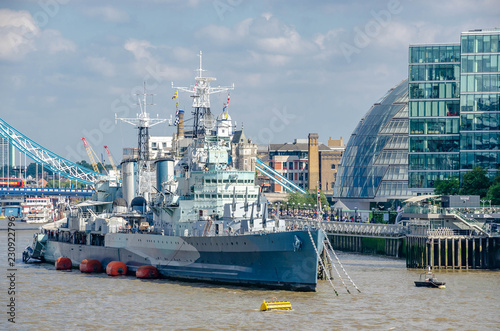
[0,117,106,197]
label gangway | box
[445,209,491,237]
[0,117,105,185]
[255,158,306,194]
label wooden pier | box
[286,218,500,269]
[406,235,499,269]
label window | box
[331,164,336,170]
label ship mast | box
[172,51,234,139]
[115,83,168,161]
[115,83,169,200]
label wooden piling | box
[444,238,450,269]
[472,239,476,269]
[465,238,469,269]
[452,238,455,269]
[458,239,462,269]
[438,238,442,269]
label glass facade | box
[408,44,461,192]
[333,80,414,198]
[334,29,500,201]
[460,30,500,176]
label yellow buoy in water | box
[260,298,292,311]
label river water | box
[1,229,499,330]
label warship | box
[23,54,325,291]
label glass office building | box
[460,30,500,176]
[334,28,500,202]
[408,44,461,193]
[333,80,413,199]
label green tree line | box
[434,166,500,205]
[285,190,330,210]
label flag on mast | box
[174,101,179,126]
[172,90,178,99]
[225,92,230,119]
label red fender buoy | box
[55,257,72,270]
[106,261,127,276]
[79,259,103,273]
[136,265,159,279]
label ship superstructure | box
[23,54,326,291]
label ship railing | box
[286,219,407,237]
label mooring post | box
[465,238,469,269]
[458,238,462,269]
[445,238,449,269]
[472,238,476,269]
[452,238,455,269]
[430,238,434,268]
[438,238,442,269]
[485,238,489,269]
[479,237,483,268]
[424,237,428,268]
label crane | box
[81,137,108,174]
[104,145,118,173]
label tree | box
[486,182,500,205]
[433,177,460,195]
[286,190,329,211]
[460,166,490,198]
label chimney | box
[308,133,319,191]
[177,110,184,138]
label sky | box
[1,0,499,164]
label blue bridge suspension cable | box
[0,117,105,185]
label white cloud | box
[197,15,318,60]
[38,29,76,54]
[124,39,155,61]
[85,56,116,77]
[0,9,75,61]
[0,9,40,60]
[314,28,345,50]
[123,39,191,81]
[83,6,129,23]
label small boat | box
[414,267,446,289]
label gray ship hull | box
[41,229,324,291]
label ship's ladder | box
[320,228,361,293]
[307,230,338,296]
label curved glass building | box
[333,80,416,202]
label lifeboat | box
[105,261,127,276]
[55,257,72,270]
[136,265,159,279]
[79,259,103,273]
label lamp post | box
[292,202,295,216]
[354,207,358,222]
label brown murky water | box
[1,230,499,330]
